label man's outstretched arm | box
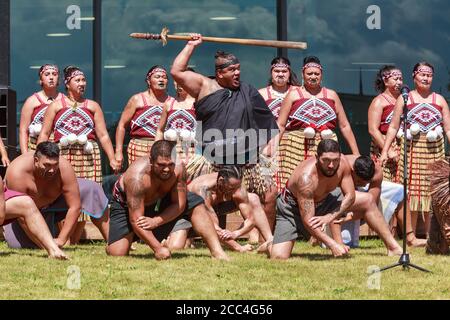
[170,34,207,99]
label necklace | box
[271,87,288,99]
[304,86,322,107]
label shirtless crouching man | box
[341,155,426,247]
[271,139,402,259]
[106,140,229,260]
[167,165,273,252]
[2,142,80,259]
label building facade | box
[1,0,449,158]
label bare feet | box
[49,248,69,260]
[256,237,273,254]
[238,244,254,253]
[154,247,171,260]
[309,236,320,247]
[407,238,427,248]
[387,247,403,256]
[212,250,231,261]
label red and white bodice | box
[378,93,396,135]
[163,98,197,142]
[400,92,443,142]
[264,86,290,120]
[286,87,337,139]
[130,94,169,139]
[28,92,63,137]
[53,97,97,152]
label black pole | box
[0,0,10,86]
[376,92,430,273]
[93,0,101,104]
[276,0,287,58]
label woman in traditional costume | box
[115,65,171,167]
[277,56,359,190]
[258,56,300,120]
[380,62,450,235]
[368,65,426,246]
[38,65,119,242]
[156,70,197,162]
[19,64,63,153]
[368,65,403,182]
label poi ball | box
[426,130,438,142]
[84,141,94,154]
[410,123,421,136]
[321,129,334,140]
[77,134,88,145]
[304,127,316,139]
[67,133,78,145]
[60,136,69,147]
[179,129,193,142]
[164,129,178,141]
[406,129,412,140]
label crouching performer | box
[106,140,229,260]
[3,142,110,252]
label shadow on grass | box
[130,251,210,260]
[289,252,359,261]
[0,251,18,257]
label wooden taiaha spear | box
[130,27,307,50]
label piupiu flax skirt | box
[127,138,155,164]
[278,129,338,192]
[28,133,54,151]
[397,133,445,213]
[185,155,276,200]
[370,137,401,183]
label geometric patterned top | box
[286,87,337,131]
[130,93,170,139]
[264,86,290,120]
[30,92,63,125]
[165,98,197,132]
[407,92,442,132]
[53,96,96,142]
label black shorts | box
[108,192,204,245]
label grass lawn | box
[0,239,448,300]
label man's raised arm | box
[170,34,207,99]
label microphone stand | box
[377,91,431,273]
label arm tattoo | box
[127,173,145,211]
[177,168,187,194]
[298,173,314,199]
[299,198,314,214]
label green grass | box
[0,239,448,300]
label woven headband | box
[302,63,322,71]
[215,58,240,70]
[40,65,59,77]
[64,70,85,85]
[382,70,403,81]
[413,66,434,78]
[146,68,167,80]
[271,63,290,70]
